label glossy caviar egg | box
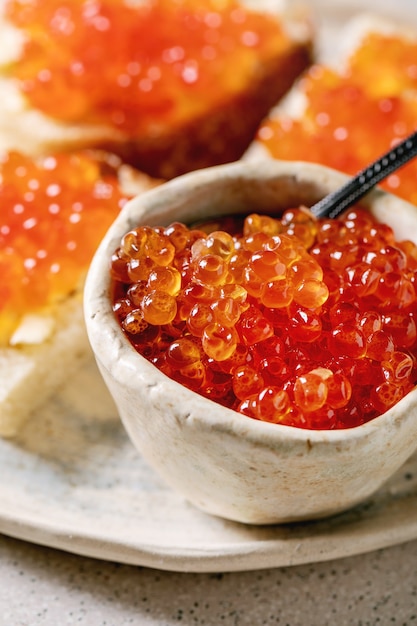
[110,206,417,431]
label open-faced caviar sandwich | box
[0,149,157,436]
[0,0,312,179]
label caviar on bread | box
[249,15,417,206]
[0,149,157,436]
[0,0,312,179]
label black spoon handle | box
[310,130,417,220]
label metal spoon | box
[310,130,417,219]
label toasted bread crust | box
[97,42,312,179]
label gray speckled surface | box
[1,533,417,625]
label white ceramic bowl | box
[84,159,417,524]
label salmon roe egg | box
[111,208,417,430]
[0,149,128,345]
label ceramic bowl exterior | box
[84,159,417,524]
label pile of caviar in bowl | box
[110,205,417,431]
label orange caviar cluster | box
[257,33,417,205]
[6,0,288,134]
[110,208,417,430]
[0,150,127,343]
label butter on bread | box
[0,156,158,438]
[0,293,86,437]
[0,0,313,179]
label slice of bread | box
[0,152,158,437]
[0,0,312,180]
[246,13,417,209]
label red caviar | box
[257,33,417,205]
[6,0,290,134]
[0,150,128,344]
[111,208,417,430]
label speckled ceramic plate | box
[2,0,417,573]
[1,355,417,573]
